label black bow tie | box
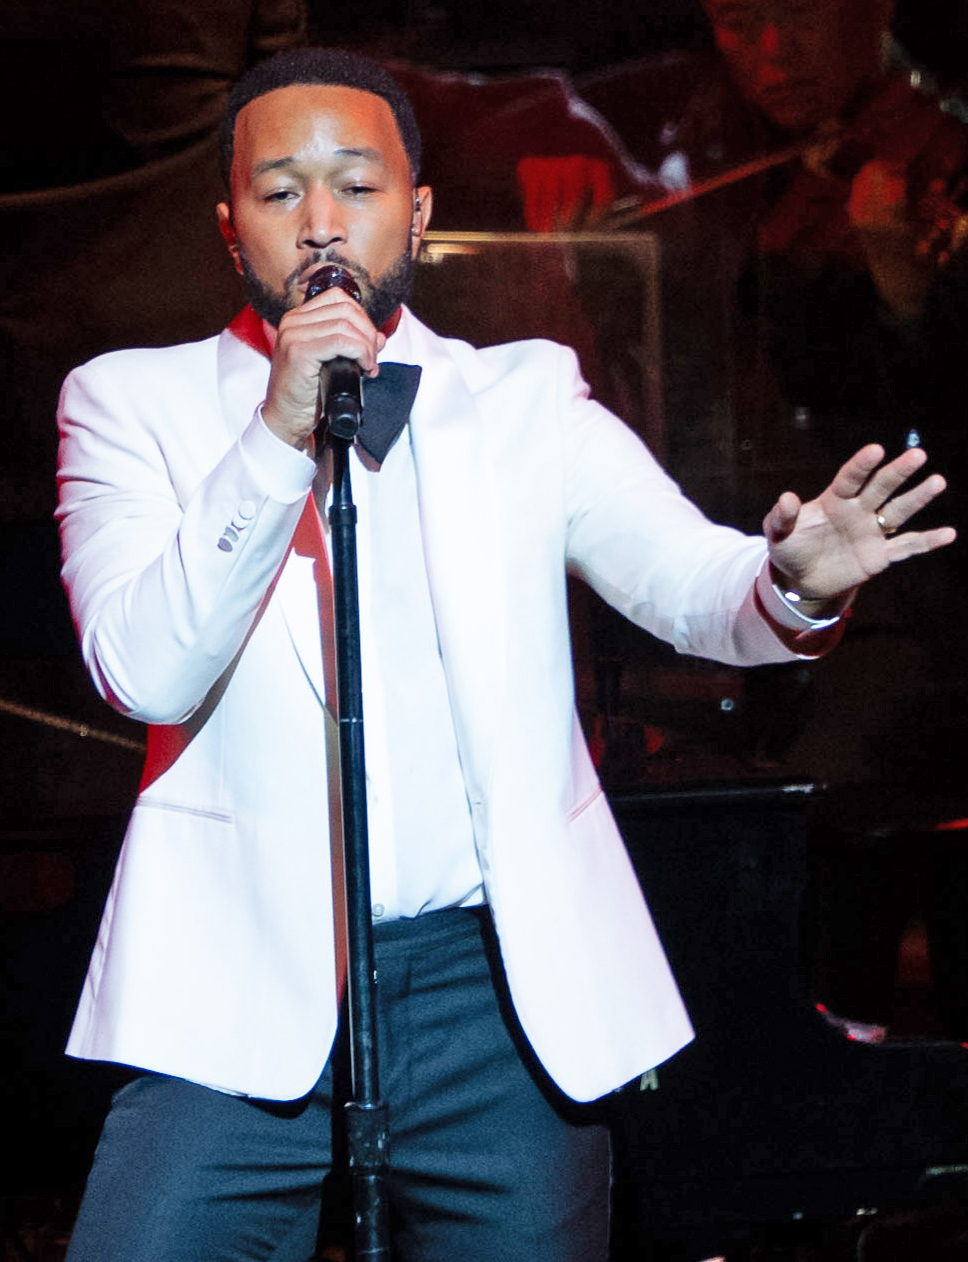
[357,362,422,462]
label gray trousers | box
[65,907,611,1261]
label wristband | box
[755,564,844,631]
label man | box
[513,0,966,421]
[689,0,967,399]
[56,48,953,1261]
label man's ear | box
[217,203,243,276]
[410,186,433,257]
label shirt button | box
[372,904,385,919]
[238,500,257,520]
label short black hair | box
[220,48,422,189]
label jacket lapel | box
[401,315,508,800]
[275,500,335,712]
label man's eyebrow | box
[252,156,298,177]
[251,147,387,177]
[333,146,386,166]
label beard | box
[238,243,417,330]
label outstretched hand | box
[764,444,956,613]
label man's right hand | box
[262,287,386,450]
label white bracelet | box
[754,564,844,631]
[770,577,842,629]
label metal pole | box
[327,436,390,1260]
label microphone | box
[304,264,363,441]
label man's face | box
[702,0,892,134]
[217,84,431,326]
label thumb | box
[763,490,802,543]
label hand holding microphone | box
[305,264,364,441]
[261,264,383,451]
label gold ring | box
[876,513,897,537]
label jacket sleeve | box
[558,344,841,664]
[56,349,316,724]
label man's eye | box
[264,190,296,202]
[344,185,377,197]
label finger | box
[298,286,368,322]
[563,158,618,229]
[282,308,373,358]
[283,310,376,353]
[827,443,886,498]
[292,305,376,345]
[279,310,381,374]
[364,331,388,378]
[585,160,618,226]
[873,472,947,531]
[762,489,802,542]
[855,445,929,508]
[882,524,956,561]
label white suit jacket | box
[57,307,816,1103]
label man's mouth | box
[296,253,358,288]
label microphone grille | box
[304,264,362,303]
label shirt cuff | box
[238,407,317,505]
[753,563,848,656]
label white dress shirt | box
[349,427,485,920]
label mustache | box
[292,252,374,293]
[238,241,414,329]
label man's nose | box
[756,21,797,76]
[300,187,346,248]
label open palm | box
[765,444,955,604]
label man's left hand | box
[764,444,956,618]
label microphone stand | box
[327,426,391,1261]
[309,265,390,1261]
